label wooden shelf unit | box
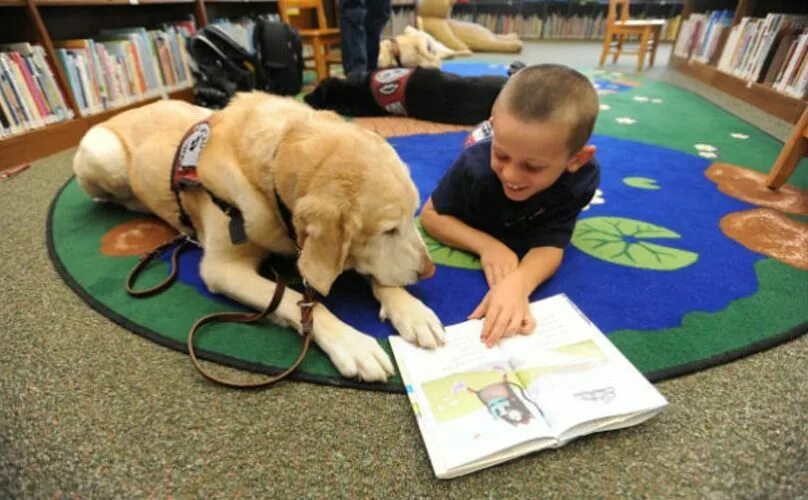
[668,0,808,124]
[669,55,807,124]
[0,0,280,171]
[1,87,192,170]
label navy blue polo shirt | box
[431,138,600,255]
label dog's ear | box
[377,40,392,68]
[292,194,357,295]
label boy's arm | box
[420,197,498,255]
[421,198,518,285]
[474,245,564,347]
[514,245,565,293]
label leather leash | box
[126,236,317,388]
[187,272,317,389]
[126,234,195,297]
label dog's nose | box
[419,258,436,280]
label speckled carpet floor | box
[2,42,807,497]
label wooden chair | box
[278,0,341,83]
[766,105,808,190]
[598,0,666,72]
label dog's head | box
[302,78,337,109]
[276,120,435,296]
[303,74,374,116]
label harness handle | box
[126,235,194,298]
[187,273,316,389]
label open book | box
[389,294,668,479]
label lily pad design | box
[572,217,699,270]
[623,177,660,190]
[416,217,480,270]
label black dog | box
[303,65,522,126]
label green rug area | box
[48,69,808,392]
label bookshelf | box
[387,0,417,36]
[668,0,808,124]
[450,0,684,42]
[0,0,280,172]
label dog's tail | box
[73,126,146,212]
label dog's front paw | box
[380,293,445,349]
[313,313,395,382]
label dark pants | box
[339,0,391,76]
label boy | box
[420,64,600,347]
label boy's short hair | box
[495,64,599,154]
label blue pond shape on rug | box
[167,131,762,339]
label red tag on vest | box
[370,68,414,116]
[171,121,210,189]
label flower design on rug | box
[694,143,719,159]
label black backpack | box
[254,21,304,96]
[187,20,303,108]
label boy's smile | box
[489,110,586,202]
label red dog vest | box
[370,68,414,116]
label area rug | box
[48,64,808,392]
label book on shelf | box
[674,10,732,60]
[0,43,73,138]
[51,25,194,118]
[389,294,668,479]
[452,10,678,41]
[712,13,808,98]
[773,32,808,98]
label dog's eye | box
[384,228,399,236]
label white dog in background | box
[377,25,464,69]
[378,32,441,69]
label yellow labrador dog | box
[378,33,442,69]
[72,92,445,382]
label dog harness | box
[125,119,316,389]
[370,68,414,116]
[170,120,247,245]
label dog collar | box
[171,120,247,244]
[274,188,297,244]
[370,68,413,116]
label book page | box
[498,295,668,439]
[389,320,555,478]
[391,294,668,478]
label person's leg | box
[364,0,391,72]
[339,0,369,76]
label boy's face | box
[489,110,593,202]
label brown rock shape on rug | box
[101,218,178,257]
[721,208,808,270]
[354,116,469,138]
[705,163,808,215]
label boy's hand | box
[479,240,518,287]
[468,273,535,347]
